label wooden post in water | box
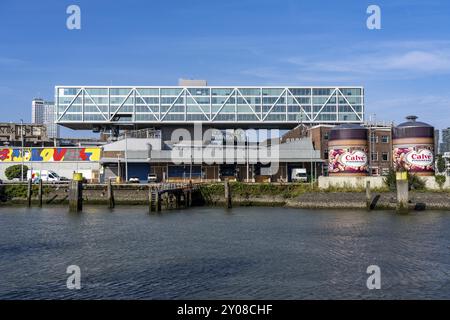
[175,191,181,209]
[148,187,154,213]
[107,179,115,208]
[396,172,409,214]
[365,180,371,211]
[38,179,43,207]
[156,191,161,212]
[69,180,83,212]
[188,190,192,207]
[224,180,232,208]
[27,179,32,207]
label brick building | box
[281,123,394,176]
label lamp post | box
[20,119,24,182]
[124,131,128,182]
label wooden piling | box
[149,187,154,212]
[38,179,43,207]
[187,190,192,207]
[107,179,115,208]
[69,180,83,212]
[27,179,32,207]
[156,191,161,212]
[365,180,371,211]
[224,180,232,209]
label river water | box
[0,206,449,299]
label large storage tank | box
[328,124,369,176]
[393,116,435,176]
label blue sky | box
[0,0,449,137]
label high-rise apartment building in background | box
[32,98,59,139]
[441,128,450,154]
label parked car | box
[129,177,140,183]
[147,174,157,183]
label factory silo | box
[392,116,435,176]
[328,124,369,176]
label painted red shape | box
[79,148,88,161]
[0,149,10,161]
[53,148,67,161]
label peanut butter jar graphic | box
[393,116,435,176]
[328,124,369,176]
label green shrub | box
[383,169,426,191]
[409,174,426,191]
[5,164,28,180]
[383,170,397,191]
[436,154,446,174]
[435,175,446,190]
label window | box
[371,152,378,161]
[382,152,389,161]
[381,135,389,143]
[324,132,329,140]
[370,134,379,143]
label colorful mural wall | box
[0,148,101,162]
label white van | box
[27,170,61,182]
[291,168,308,183]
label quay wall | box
[318,176,450,191]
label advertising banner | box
[0,148,101,162]
[329,147,369,175]
[393,145,434,173]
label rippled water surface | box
[0,206,449,299]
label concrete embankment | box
[0,183,449,211]
[0,184,151,206]
[201,190,450,210]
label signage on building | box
[393,146,434,173]
[328,148,369,174]
[0,147,100,162]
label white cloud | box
[367,95,450,130]
[285,41,450,78]
[0,57,25,66]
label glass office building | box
[55,86,364,129]
[32,98,60,138]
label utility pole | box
[124,131,128,182]
[20,119,24,182]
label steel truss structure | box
[55,86,364,129]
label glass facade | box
[32,99,60,138]
[55,86,364,126]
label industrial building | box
[281,122,394,176]
[0,122,48,146]
[48,83,363,182]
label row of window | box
[61,113,357,122]
[370,135,390,143]
[323,133,390,143]
[371,152,390,162]
[58,105,363,114]
[59,88,363,97]
[59,96,363,105]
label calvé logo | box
[340,151,367,167]
[406,149,433,166]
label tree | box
[4,164,28,180]
[436,154,446,173]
